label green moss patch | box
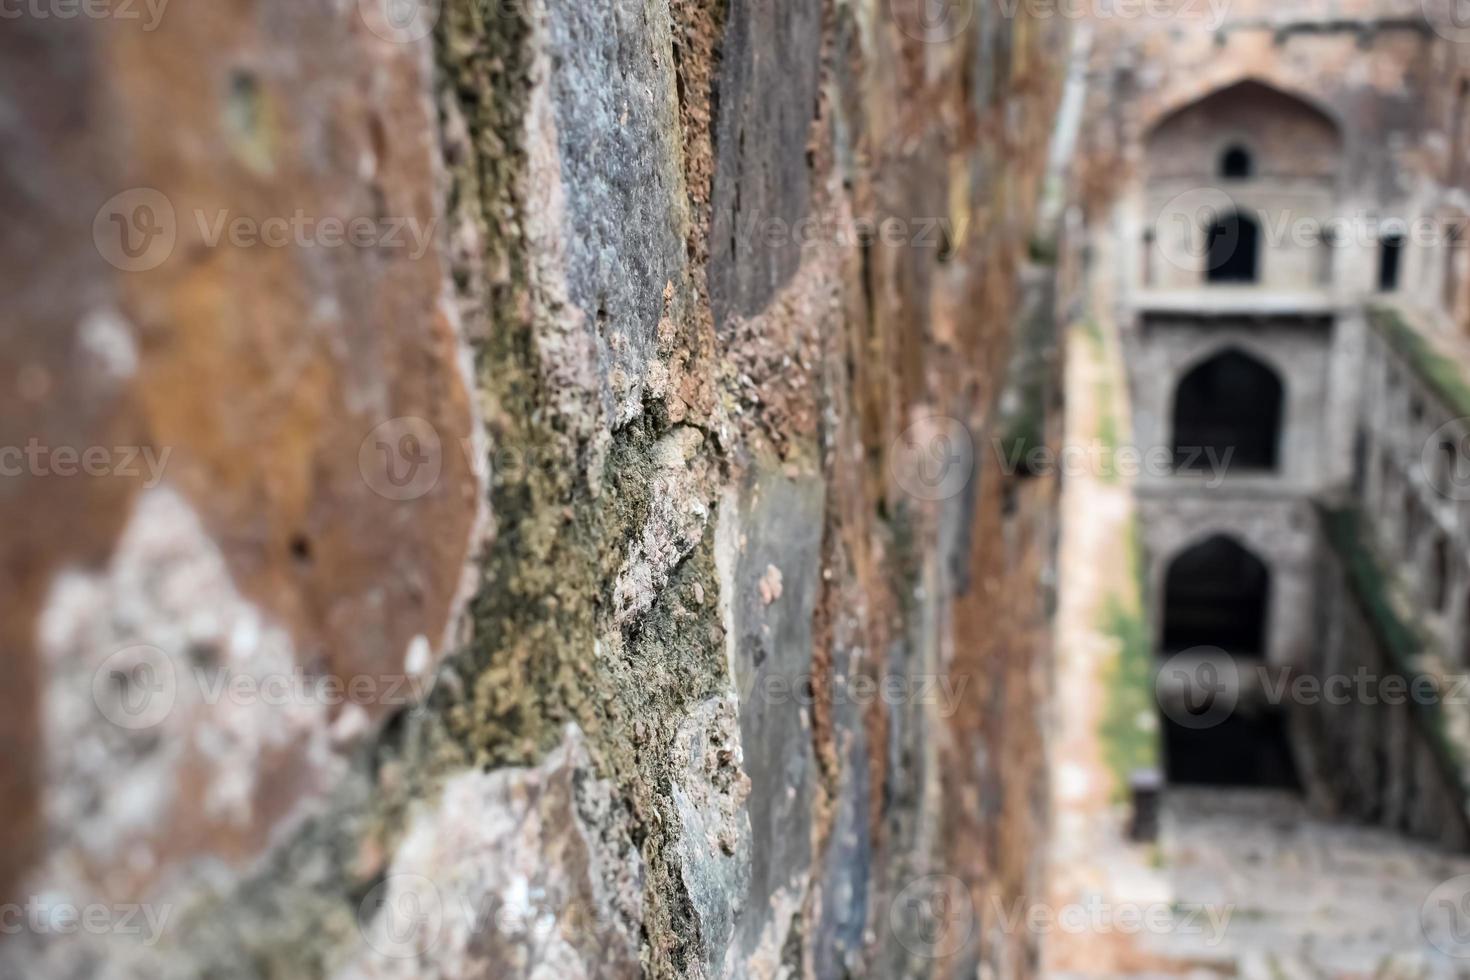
[1098,518,1158,797]
[1316,504,1423,666]
[1368,306,1470,419]
[997,271,1058,472]
[1316,503,1470,810]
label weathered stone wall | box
[1287,306,1470,846]
[1305,506,1470,851]
[1356,309,1470,660]
[0,0,1067,976]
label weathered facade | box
[1083,0,1470,843]
[0,0,1069,977]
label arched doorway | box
[1205,209,1259,283]
[1172,349,1283,472]
[1158,535,1298,787]
[1162,535,1270,655]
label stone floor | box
[1047,787,1470,979]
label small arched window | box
[1205,210,1260,284]
[1220,145,1253,179]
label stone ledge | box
[1134,289,1337,319]
[1135,474,1317,499]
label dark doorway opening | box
[1206,210,1259,283]
[1162,535,1270,655]
[1158,536,1299,789]
[1164,711,1300,787]
[1172,349,1284,472]
[1379,233,1404,292]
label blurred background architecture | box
[1051,0,1470,974]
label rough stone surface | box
[333,725,643,979]
[0,0,1069,976]
[716,470,825,975]
[670,696,751,975]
